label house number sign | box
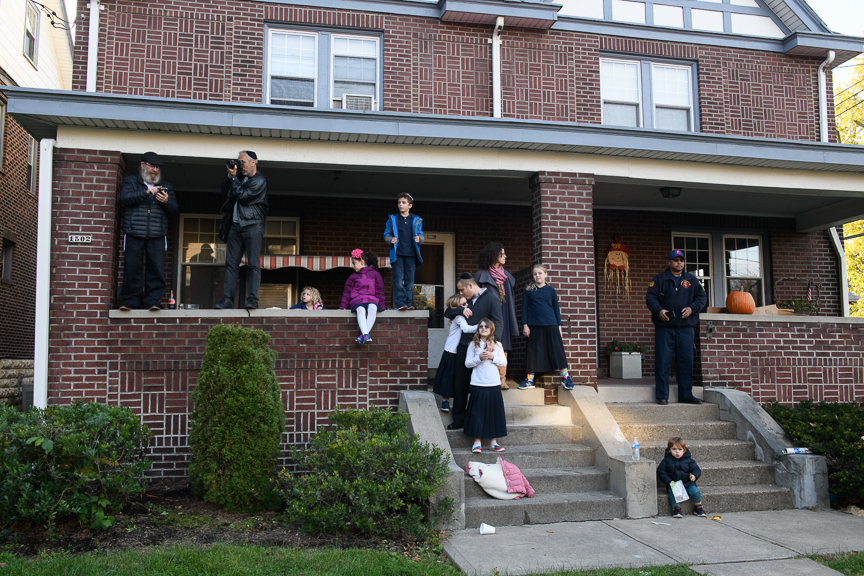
[69,234,93,244]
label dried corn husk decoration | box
[605,237,631,304]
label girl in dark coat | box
[475,242,517,389]
[657,436,707,518]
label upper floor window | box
[27,136,38,195]
[1,239,13,282]
[266,27,380,111]
[24,1,40,66]
[0,100,6,171]
[600,57,696,132]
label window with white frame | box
[0,100,6,171]
[672,233,713,306]
[178,215,300,308]
[266,27,380,110]
[724,236,764,306]
[600,56,696,131]
[27,136,38,195]
[24,1,40,66]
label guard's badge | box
[649,281,655,287]
[680,280,691,288]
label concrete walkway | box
[444,509,864,575]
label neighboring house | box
[0,0,73,404]
[2,0,864,477]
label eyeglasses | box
[478,325,490,329]
[671,258,684,263]
[143,162,159,169]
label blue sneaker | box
[517,379,535,390]
[440,400,450,412]
[561,375,574,390]
[362,334,372,345]
[355,335,365,345]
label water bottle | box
[168,290,176,310]
[632,437,640,461]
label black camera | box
[226,159,242,170]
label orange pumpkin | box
[726,291,756,315]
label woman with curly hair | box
[474,242,517,389]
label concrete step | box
[464,466,610,498]
[656,484,793,516]
[447,425,581,448]
[653,460,777,488]
[638,439,756,463]
[505,405,572,426]
[606,402,719,423]
[464,491,626,528]
[598,382,703,403]
[618,421,737,442]
[451,443,596,470]
[503,387,545,406]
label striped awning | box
[241,255,392,270]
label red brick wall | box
[699,318,864,404]
[72,0,828,141]
[0,114,38,358]
[594,210,842,378]
[530,172,597,401]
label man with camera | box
[645,249,707,405]
[118,151,179,311]
[215,150,269,310]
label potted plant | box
[777,299,818,316]
[607,340,643,379]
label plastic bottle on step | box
[632,437,640,461]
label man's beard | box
[140,165,160,185]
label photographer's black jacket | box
[645,269,707,328]
[443,288,504,347]
[120,174,178,239]
[221,171,269,227]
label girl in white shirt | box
[464,319,508,453]
[433,295,478,412]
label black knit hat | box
[140,151,163,166]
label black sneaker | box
[244,301,258,310]
[672,507,683,518]
[693,505,707,517]
[214,300,233,310]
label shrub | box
[189,324,284,512]
[606,339,643,354]
[764,400,864,507]
[0,400,152,529]
[278,406,450,538]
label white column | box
[34,139,56,409]
[492,17,504,118]
[86,1,103,92]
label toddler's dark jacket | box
[657,447,701,488]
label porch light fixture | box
[660,186,682,198]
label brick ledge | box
[107,309,430,319]
[700,313,864,325]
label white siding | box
[0,0,72,89]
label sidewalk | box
[444,509,864,575]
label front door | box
[412,232,455,371]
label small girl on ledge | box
[290,286,325,310]
[340,249,386,345]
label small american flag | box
[807,280,812,302]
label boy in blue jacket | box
[657,436,706,518]
[384,193,424,310]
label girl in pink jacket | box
[340,249,386,345]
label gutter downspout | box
[34,139,56,409]
[86,1,103,92]
[818,50,835,143]
[829,227,850,317]
[492,16,504,118]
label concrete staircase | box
[607,402,794,516]
[442,388,625,528]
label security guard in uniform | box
[646,249,707,405]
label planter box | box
[610,352,642,379]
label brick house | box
[3,0,864,478]
[0,0,73,403]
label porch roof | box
[4,87,864,175]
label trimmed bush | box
[764,400,864,507]
[189,324,285,512]
[278,406,450,538]
[0,400,152,529]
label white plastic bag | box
[671,481,689,503]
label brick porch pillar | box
[530,172,597,390]
[48,148,125,404]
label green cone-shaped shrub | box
[189,324,284,511]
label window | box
[671,232,767,309]
[600,56,696,131]
[24,1,39,66]
[178,215,299,308]
[724,236,764,306]
[672,233,713,306]
[27,136,38,194]
[0,100,6,171]
[266,27,380,110]
[1,240,13,282]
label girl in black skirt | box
[517,265,573,391]
[464,319,507,453]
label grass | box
[812,551,864,575]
